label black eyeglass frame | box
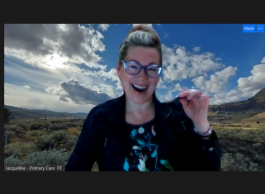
[120,60,162,78]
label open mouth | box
[131,84,147,93]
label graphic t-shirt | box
[123,118,174,171]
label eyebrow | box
[126,59,159,66]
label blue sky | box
[4,24,265,113]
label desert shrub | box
[4,124,23,134]
[24,131,44,142]
[50,120,64,124]
[221,153,260,171]
[50,130,68,147]
[36,135,54,151]
[4,143,33,159]
[67,127,81,136]
[4,155,23,166]
[4,149,71,169]
[65,137,77,151]
[22,148,70,167]
[48,123,67,131]
[66,122,78,128]
[30,123,42,130]
[36,130,69,151]
[75,120,84,126]
[252,143,262,148]
[252,143,265,154]
[6,131,15,143]
[39,121,52,129]
[16,122,29,131]
[29,130,44,137]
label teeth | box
[133,84,146,89]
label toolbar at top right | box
[243,24,264,33]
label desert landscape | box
[4,88,265,171]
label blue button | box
[257,25,264,33]
[243,25,256,33]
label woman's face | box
[117,46,161,104]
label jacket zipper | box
[157,109,173,143]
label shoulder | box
[86,95,124,118]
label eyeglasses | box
[120,60,162,78]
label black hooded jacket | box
[65,93,221,171]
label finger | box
[189,94,209,110]
[180,90,202,100]
[179,98,189,109]
[197,94,210,108]
[178,89,191,96]
[179,89,200,95]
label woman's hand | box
[178,89,210,133]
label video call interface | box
[4,24,265,171]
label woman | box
[65,25,220,171]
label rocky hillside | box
[209,87,265,112]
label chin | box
[127,91,153,104]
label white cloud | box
[157,78,167,89]
[82,68,119,82]
[209,88,260,105]
[98,24,110,31]
[4,24,106,70]
[237,62,265,92]
[193,47,201,52]
[157,43,227,102]
[164,33,168,39]
[208,57,265,105]
[164,90,174,101]
[4,83,95,113]
[192,66,238,93]
[4,58,69,90]
[174,83,183,92]
[46,79,114,105]
[4,56,121,109]
[261,57,265,64]
[24,86,31,89]
[116,81,122,90]
[162,44,224,82]
[157,83,183,102]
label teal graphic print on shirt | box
[123,118,174,171]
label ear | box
[117,61,121,78]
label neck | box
[125,96,155,124]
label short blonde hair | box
[119,24,162,65]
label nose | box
[137,67,148,79]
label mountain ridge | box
[208,87,265,112]
[4,105,88,119]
